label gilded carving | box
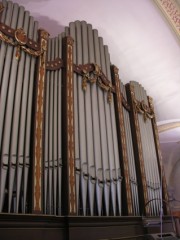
[33,30,49,212]
[15,28,27,45]
[147,96,170,214]
[75,63,114,103]
[133,97,154,121]
[40,29,50,40]
[129,83,149,215]
[66,39,76,214]
[112,65,133,215]
[0,27,42,60]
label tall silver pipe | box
[133,81,156,215]
[88,25,103,216]
[97,36,110,216]
[138,86,152,214]
[86,23,99,216]
[75,21,88,216]
[142,86,159,215]
[69,22,80,214]
[17,15,34,213]
[48,38,55,214]
[44,38,51,214]
[0,1,17,158]
[53,37,59,215]
[81,21,95,216]
[57,32,64,215]
[8,9,30,213]
[139,84,154,215]
[93,29,104,216]
[122,82,139,215]
[23,20,38,213]
[0,0,12,89]
[142,87,161,215]
[0,4,24,212]
[104,45,117,216]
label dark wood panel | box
[0,214,175,240]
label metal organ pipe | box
[104,46,119,216]
[122,83,139,216]
[98,36,111,216]
[75,21,88,216]
[0,0,11,88]
[130,81,162,216]
[142,87,161,215]
[44,38,51,214]
[133,81,153,215]
[82,21,95,216]
[93,28,104,216]
[8,10,31,213]
[0,3,18,211]
[0,3,168,219]
[67,21,123,216]
[23,20,38,213]
[69,22,81,214]
[0,1,39,213]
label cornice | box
[158,121,180,133]
[153,0,180,40]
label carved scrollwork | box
[75,63,115,103]
[0,28,43,60]
[15,28,27,45]
[133,98,154,121]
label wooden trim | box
[32,29,49,213]
[148,96,170,215]
[62,36,76,215]
[126,83,149,216]
[46,57,63,70]
[111,65,133,215]
[0,22,40,51]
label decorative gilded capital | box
[66,36,74,46]
[112,65,119,74]
[148,96,154,107]
[39,29,50,40]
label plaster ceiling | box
[11,0,180,146]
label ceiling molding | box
[153,0,180,40]
[158,121,180,133]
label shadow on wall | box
[161,142,180,211]
[33,14,65,37]
[168,157,180,211]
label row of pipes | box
[0,1,163,217]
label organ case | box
[0,1,171,239]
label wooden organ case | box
[0,1,173,240]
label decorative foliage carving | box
[133,98,154,121]
[0,23,42,60]
[74,63,115,103]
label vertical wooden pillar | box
[126,83,150,216]
[32,29,49,213]
[148,96,170,215]
[111,65,133,215]
[62,36,76,215]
